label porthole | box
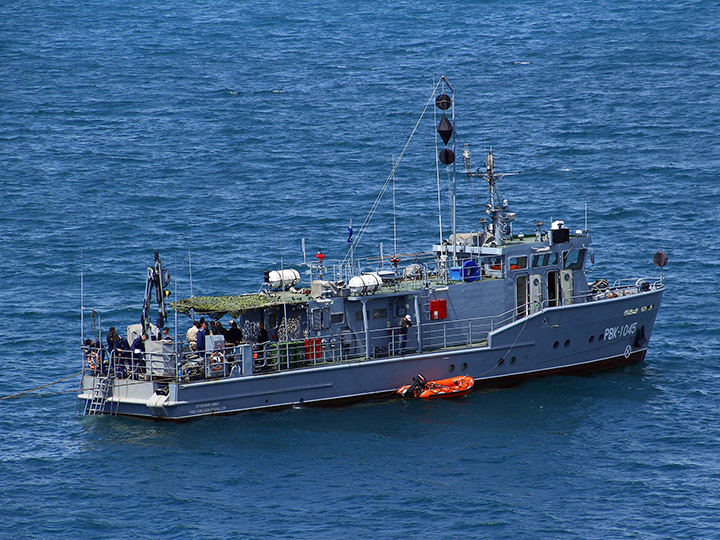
[510,356,516,364]
[461,363,467,371]
[598,333,604,341]
[553,341,559,349]
[564,339,570,347]
[589,335,595,343]
[448,363,455,373]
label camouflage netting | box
[172,293,308,319]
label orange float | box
[397,374,474,399]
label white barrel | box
[348,273,383,295]
[268,269,301,289]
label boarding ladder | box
[85,375,114,416]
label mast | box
[451,82,457,263]
[434,94,443,247]
[435,76,456,261]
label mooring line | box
[0,371,82,401]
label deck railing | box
[80,308,519,383]
[586,276,664,302]
[82,276,664,383]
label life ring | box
[608,292,617,299]
[209,352,225,371]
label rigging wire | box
[392,155,397,259]
[341,78,444,265]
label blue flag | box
[347,226,353,243]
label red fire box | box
[429,299,447,320]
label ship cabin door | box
[547,270,559,307]
[529,274,543,314]
[560,269,574,305]
[515,275,529,318]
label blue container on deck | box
[450,260,480,282]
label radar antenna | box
[653,250,668,281]
[463,144,520,246]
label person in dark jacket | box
[115,337,131,377]
[226,320,243,346]
[256,322,269,344]
[399,314,412,354]
[214,321,228,339]
[130,333,147,354]
[106,327,118,352]
[130,333,148,373]
[196,323,209,355]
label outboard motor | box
[402,374,427,398]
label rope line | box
[0,371,83,401]
[11,390,79,398]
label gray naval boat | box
[78,77,666,420]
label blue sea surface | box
[2,1,720,538]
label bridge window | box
[563,249,586,270]
[531,252,558,268]
[509,256,527,270]
[485,257,502,272]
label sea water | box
[1,1,719,538]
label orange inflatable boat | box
[397,374,474,399]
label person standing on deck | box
[186,321,199,351]
[256,322,269,344]
[399,314,412,354]
[107,327,118,353]
[214,321,228,339]
[131,333,148,355]
[130,333,148,373]
[226,320,243,346]
[196,322,209,356]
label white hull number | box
[604,322,638,341]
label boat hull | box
[78,288,663,420]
